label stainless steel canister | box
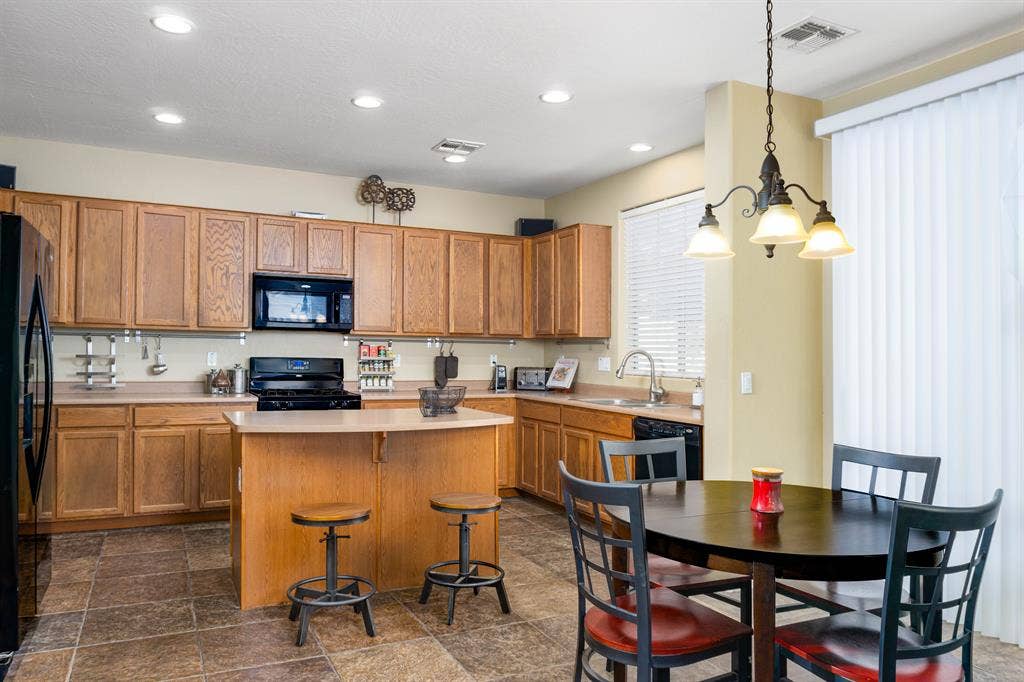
[229,364,248,395]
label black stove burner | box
[252,387,352,398]
[249,356,362,411]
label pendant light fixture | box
[685,0,854,261]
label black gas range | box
[249,357,361,411]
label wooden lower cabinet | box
[198,426,233,509]
[55,429,129,519]
[133,427,196,514]
[537,422,562,502]
[517,418,540,495]
[463,398,515,488]
[562,427,596,483]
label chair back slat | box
[558,461,655,664]
[879,490,1003,680]
[832,444,941,503]
[599,438,690,483]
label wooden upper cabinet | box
[353,225,402,333]
[135,204,198,328]
[555,228,580,336]
[532,233,555,336]
[74,200,136,327]
[448,233,486,335]
[401,228,448,334]
[306,221,352,276]
[197,212,253,330]
[14,193,76,324]
[133,427,196,514]
[487,236,525,336]
[256,216,305,273]
[554,224,611,338]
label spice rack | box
[75,335,120,390]
[357,341,396,392]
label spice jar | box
[750,467,784,513]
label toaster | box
[513,367,551,391]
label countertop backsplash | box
[52,331,546,384]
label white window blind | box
[621,190,705,379]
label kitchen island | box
[225,407,513,608]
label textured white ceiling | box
[0,1,1020,198]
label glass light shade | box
[749,203,808,244]
[798,220,855,259]
[685,225,735,259]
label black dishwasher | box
[632,418,702,481]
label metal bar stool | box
[287,502,377,646]
[419,492,511,625]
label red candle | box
[751,467,784,513]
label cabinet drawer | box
[518,399,560,423]
[57,406,130,428]
[362,399,420,409]
[463,398,515,416]
[560,406,633,439]
[134,403,254,426]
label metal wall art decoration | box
[358,174,387,222]
[385,186,416,225]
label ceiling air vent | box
[431,138,486,157]
[771,16,857,54]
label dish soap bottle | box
[691,377,704,408]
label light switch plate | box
[597,356,611,372]
[207,351,218,367]
[394,354,401,368]
[740,371,753,395]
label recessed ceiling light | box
[443,155,467,164]
[151,15,193,34]
[539,90,573,104]
[351,95,383,109]
[154,112,185,125]
[629,142,653,152]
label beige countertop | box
[225,407,513,433]
[53,382,257,406]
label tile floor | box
[8,495,1024,681]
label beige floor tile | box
[188,568,236,597]
[17,611,84,653]
[204,655,339,681]
[330,637,472,682]
[198,619,320,673]
[100,528,185,556]
[79,599,195,645]
[313,599,428,653]
[70,632,202,681]
[95,550,188,579]
[502,580,579,620]
[437,621,571,678]
[6,648,74,681]
[89,571,189,608]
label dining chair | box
[600,438,752,624]
[775,444,941,623]
[558,461,752,681]
[775,489,1003,682]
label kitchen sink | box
[571,398,679,408]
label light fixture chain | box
[764,0,776,154]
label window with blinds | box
[621,190,705,379]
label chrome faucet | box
[614,350,666,403]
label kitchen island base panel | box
[231,426,498,609]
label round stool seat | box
[291,502,370,526]
[430,492,501,514]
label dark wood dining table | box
[605,480,945,682]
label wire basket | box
[418,385,466,417]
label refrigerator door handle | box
[21,275,51,504]
[36,276,53,503]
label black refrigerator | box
[0,212,55,672]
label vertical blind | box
[621,190,706,378]
[832,73,1023,645]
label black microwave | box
[252,274,353,332]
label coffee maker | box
[489,365,508,392]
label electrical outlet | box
[740,371,753,395]
[206,351,218,367]
[489,354,498,366]
[597,356,611,372]
[394,354,401,368]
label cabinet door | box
[198,426,232,509]
[135,205,198,328]
[401,228,448,334]
[14,193,76,324]
[353,225,402,333]
[0,189,12,212]
[532,233,555,336]
[487,237,524,336]
[256,216,305,272]
[464,398,515,487]
[133,427,196,514]
[198,212,253,329]
[448,233,486,335]
[562,427,596,484]
[56,429,129,519]
[517,419,539,494]
[555,227,579,336]
[306,221,352,276]
[75,200,135,326]
[538,422,562,502]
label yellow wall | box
[703,81,824,484]
[0,136,547,383]
[542,147,705,392]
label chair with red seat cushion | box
[558,461,752,681]
[775,490,1003,682]
[600,438,752,624]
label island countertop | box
[224,406,513,433]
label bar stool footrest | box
[286,575,377,609]
[423,560,505,589]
